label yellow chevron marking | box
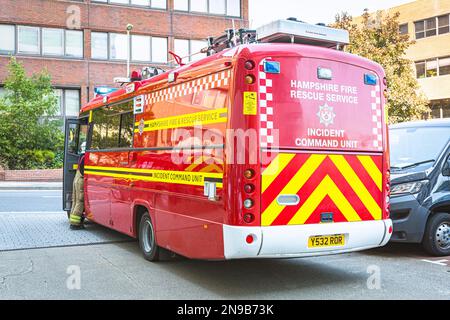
[262,153,296,193]
[357,156,382,191]
[288,175,361,225]
[262,154,327,226]
[329,155,382,220]
[185,155,224,172]
[200,164,223,173]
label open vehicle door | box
[63,118,88,213]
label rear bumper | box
[223,220,392,260]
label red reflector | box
[245,60,255,70]
[389,226,393,234]
[246,235,254,244]
[244,184,255,194]
[243,213,255,224]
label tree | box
[0,57,64,169]
[332,11,430,124]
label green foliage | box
[332,11,430,124]
[0,57,64,169]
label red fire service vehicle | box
[63,19,392,261]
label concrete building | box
[358,0,450,118]
[0,0,249,122]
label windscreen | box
[390,126,450,169]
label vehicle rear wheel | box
[138,212,160,262]
[423,212,450,256]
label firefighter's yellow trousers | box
[69,170,84,226]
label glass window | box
[110,0,129,4]
[414,20,425,39]
[210,0,225,14]
[91,101,133,150]
[131,0,149,5]
[425,17,437,37]
[174,39,190,63]
[54,89,63,116]
[226,0,240,16]
[151,37,167,63]
[91,32,108,59]
[132,35,151,61]
[426,59,438,77]
[390,127,450,170]
[110,33,128,60]
[438,14,449,34]
[42,28,64,56]
[415,61,425,79]
[174,0,188,10]
[65,30,83,58]
[399,23,408,35]
[119,112,134,148]
[65,90,80,117]
[191,0,207,12]
[151,0,166,9]
[0,25,15,53]
[439,56,450,76]
[190,40,207,61]
[18,26,40,54]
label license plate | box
[308,234,346,248]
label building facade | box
[359,0,450,119]
[0,0,249,122]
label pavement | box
[0,189,449,300]
[0,181,62,190]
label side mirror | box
[443,158,450,177]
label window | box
[65,90,81,117]
[132,35,151,61]
[43,28,64,56]
[399,23,408,35]
[415,61,425,79]
[174,0,240,17]
[110,33,128,60]
[93,0,166,9]
[426,59,438,77]
[438,14,449,35]
[191,0,207,12]
[425,17,437,37]
[91,101,134,150]
[93,32,167,63]
[439,56,450,76]
[151,37,168,63]
[65,30,83,58]
[0,25,15,53]
[18,26,40,54]
[415,15,450,39]
[91,32,108,59]
[416,57,450,78]
[174,39,207,63]
[54,89,81,117]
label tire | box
[422,212,450,256]
[138,212,160,262]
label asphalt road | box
[0,190,449,300]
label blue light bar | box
[94,86,118,96]
[364,73,378,86]
[264,61,281,74]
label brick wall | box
[1,169,63,182]
[0,0,249,104]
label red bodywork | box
[79,44,390,260]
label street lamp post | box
[126,23,134,78]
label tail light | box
[244,169,255,180]
[243,213,255,224]
[244,184,255,194]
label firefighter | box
[69,152,86,230]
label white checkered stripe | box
[143,70,231,105]
[259,61,274,148]
[371,83,383,151]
